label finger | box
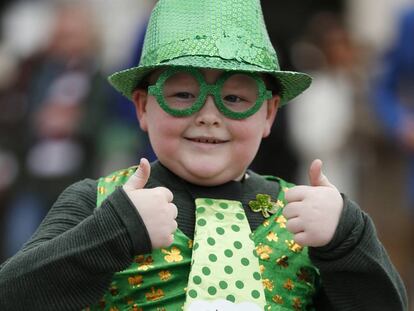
[159,233,174,248]
[293,232,307,247]
[123,158,151,191]
[167,234,174,246]
[170,220,178,233]
[285,185,309,203]
[308,159,333,188]
[155,187,174,203]
[282,202,303,219]
[169,203,178,219]
[286,217,304,234]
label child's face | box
[133,68,280,186]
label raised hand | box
[283,159,343,247]
[123,158,178,249]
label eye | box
[223,95,245,103]
[174,92,195,99]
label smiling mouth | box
[186,137,228,144]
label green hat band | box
[141,34,278,71]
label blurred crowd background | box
[0,0,413,308]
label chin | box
[161,155,247,185]
[181,163,244,186]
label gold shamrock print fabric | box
[83,168,319,310]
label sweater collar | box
[147,160,280,202]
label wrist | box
[109,187,152,254]
[309,194,363,259]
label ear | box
[132,89,149,132]
[262,95,280,138]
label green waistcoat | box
[85,167,319,311]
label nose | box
[194,95,222,126]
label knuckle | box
[148,188,160,198]
[158,187,174,201]
[156,186,166,192]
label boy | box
[0,0,408,310]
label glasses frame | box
[147,67,273,120]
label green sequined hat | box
[108,0,312,105]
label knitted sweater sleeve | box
[0,179,152,311]
[310,195,408,311]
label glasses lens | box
[162,72,200,111]
[221,74,260,113]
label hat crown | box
[140,0,280,70]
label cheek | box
[148,119,177,143]
[146,103,177,135]
[146,108,186,151]
[232,113,268,143]
[230,121,265,158]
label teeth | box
[194,138,220,144]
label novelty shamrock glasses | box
[148,67,273,119]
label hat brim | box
[108,56,312,105]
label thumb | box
[123,158,151,191]
[308,159,333,187]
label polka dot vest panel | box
[184,198,266,310]
[85,167,319,311]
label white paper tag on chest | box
[187,299,262,311]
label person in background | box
[288,12,362,199]
[371,7,414,303]
[371,7,414,214]
[102,19,156,175]
[1,2,112,258]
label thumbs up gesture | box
[123,158,178,249]
[283,159,343,247]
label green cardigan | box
[0,161,408,310]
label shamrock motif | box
[158,270,172,281]
[262,278,274,291]
[134,255,154,271]
[255,244,272,260]
[249,194,279,218]
[128,275,143,287]
[161,246,183,263]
